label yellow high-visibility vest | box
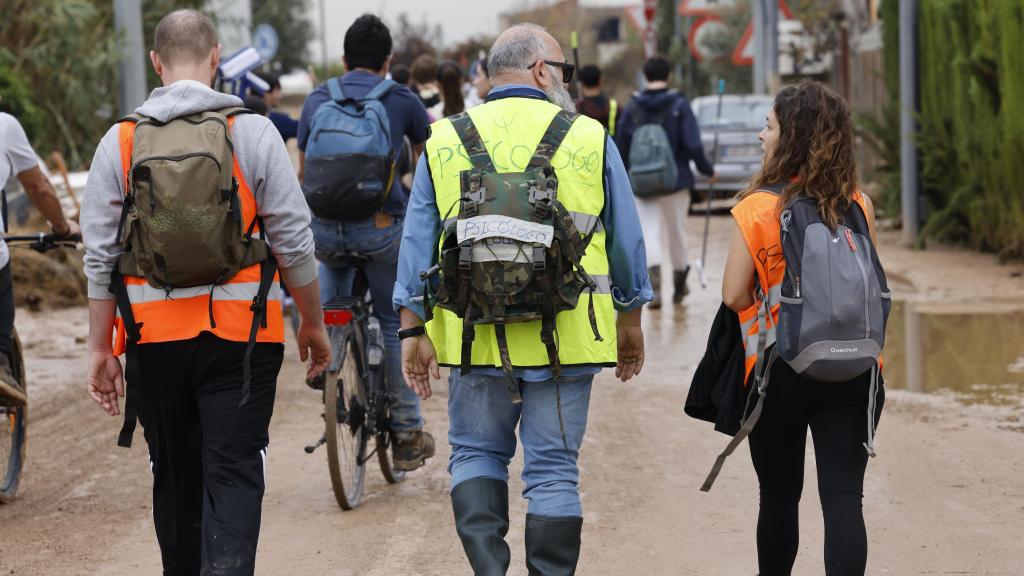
[608,98,618,136]
[424,97,618,369]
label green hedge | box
[916,0,1024,257]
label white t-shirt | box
[0,112,41,268]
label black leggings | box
[748,361,884,576]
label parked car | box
[689,94,773,206]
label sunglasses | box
[526,60,575,84]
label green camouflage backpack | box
[423,110,603,395]
[116,107,268,289]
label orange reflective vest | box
[732,189,871,385]
[112,118,284,356]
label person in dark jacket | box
[252,72,299,142]
[615,56,715,308]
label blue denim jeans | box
[311,215,423,432]
[447,371,593,517]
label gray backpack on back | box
[701,185,891,491]
[627,102,678,199]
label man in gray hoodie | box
[81,10,329,575]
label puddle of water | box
[884,302,1024,406]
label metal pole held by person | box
[570,31,581,100]
[697,78,726,289]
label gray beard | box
[544,73,576,113]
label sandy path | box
[1,215,1022,575]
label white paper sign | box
[457,215,554,247]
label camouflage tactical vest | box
[424,110,603,396]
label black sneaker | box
[0,354,25,405]
[392,430,435,472]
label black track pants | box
[136,332,283,576]
[748,361,884,576]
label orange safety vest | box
[732,189,871,385]
[112,118,284,355]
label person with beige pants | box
[615,56,716,308]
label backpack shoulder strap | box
[528,110,578,168]
[365,78,397,101]
[327,77,347,102]
[449,112,495,171]
[757,182,787,196]
[222,106,255,118]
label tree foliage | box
[0,0,264,168]
[390,13,441,67]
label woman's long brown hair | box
[742,81,858,229]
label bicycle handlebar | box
[4,233,83,253]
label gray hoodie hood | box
[135,80,242,123]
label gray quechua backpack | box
[702,185,891,491]
[775,191,892,383]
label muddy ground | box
[0,215,1022,575]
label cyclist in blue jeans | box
[297,14,434,471]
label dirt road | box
[1,215,1022,575]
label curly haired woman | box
[721,81,884,576]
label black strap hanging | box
[110,270,144,448]
[239,257,278,408]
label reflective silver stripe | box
[125,281,281,304]
[570,212,604,235]
[443,211,604,235]
[590,274,611,294]
[745,328,777,358]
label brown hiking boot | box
[0,354,26,405]
[392,430,435,472]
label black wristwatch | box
[398,326,426,340]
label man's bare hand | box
[402,335,439,400]
[614,309,645,382]
[297,322,331,381]
[88,351,124,416]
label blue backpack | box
[627,101,679,199]
[302,78,396,220]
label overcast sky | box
[306,0,628,62]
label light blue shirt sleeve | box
[393,154,440,319]
[602,135,654,311]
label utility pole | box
[319,0,329,80]
[113,0,147,117]
[765,0,779,92]
[899,0,920,245]
[752,0,765,94]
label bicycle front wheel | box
[0,330,28,503]
[324,335,368,510]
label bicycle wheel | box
[376,436,406,484]
[0,330,28,503]
[324,332,368,510]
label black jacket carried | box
[685,302,748,436]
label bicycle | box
[0,232,81,503]
[304,252,405,510]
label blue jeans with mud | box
[311,215,423,432]
[447,371,593,517]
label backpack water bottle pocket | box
[303,153,392,220]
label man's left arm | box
[600,136,652,382]
[600,136,654,312]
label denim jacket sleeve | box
[392,154,440,319]
[601,135,654,311]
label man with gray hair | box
[394,24,652,574]
[82,9,329,574]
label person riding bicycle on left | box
[0,104,80,403]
